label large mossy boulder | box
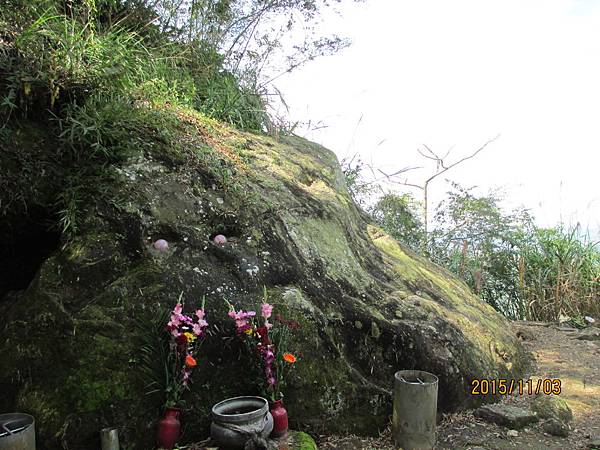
[0,108,528,449]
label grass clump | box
[0,2,268,131]
[520,225,599,321]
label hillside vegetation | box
[346,168,599,322]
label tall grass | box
[521,225,599,321]
[0,3,269,131]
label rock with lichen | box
[0,110,529,449]
[531,394,573,423]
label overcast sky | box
[275,0,600,237]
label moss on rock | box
[532,395,573,423]
[286,431,318,450]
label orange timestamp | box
[471,378,562,396]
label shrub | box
[370,193,424,252]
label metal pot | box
[0,413,35,450]
[210,396,273,450]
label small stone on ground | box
[577,328,600,341]
[475,404,538,429]
[542,418,570,437]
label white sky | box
[275,0,600,237]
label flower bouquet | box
[156,296,209,449]
[226,289,299,437]
[163,297,209,407]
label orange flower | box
[283,353,297,364]
[185,355,197,367]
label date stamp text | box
[470,378,561,396]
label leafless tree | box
[377,135,500,251]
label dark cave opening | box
[0,210,61,300]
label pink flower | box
[228,309,256,322]
[182,369,191,387]
[261,303,273,320]
[192,320,208,335]
[195,309,205,320]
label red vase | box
[157,407,180,449]
[269,400,288,438]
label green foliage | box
[0,2,269,130]
[3,10,148,113]
[341,154,377,207]
[0,123,61,220]
[428,183,534,318]
[370,193,424,252]
[132,306,173,409]
[427,183,599,321]
[149,0,355,84]
[566,315,587,329]
[60,94,177,160]
[345,150,599,322]
[195,70,268,131]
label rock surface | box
[531,395,573,423]
[590,435,600,448]
[542,418,570,437]
[475,404,538,429]
[0,113,528,449]
[576,328,600,341]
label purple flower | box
[182,368,191,387]
[265,349,275,364]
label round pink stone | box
[153,239,169,251]
[213,234,227,245]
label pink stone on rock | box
[153,239,169,252]
[213,234,227,245]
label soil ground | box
[318,321,600,450]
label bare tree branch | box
[425,134,500,184]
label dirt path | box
[318,322,600,450]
